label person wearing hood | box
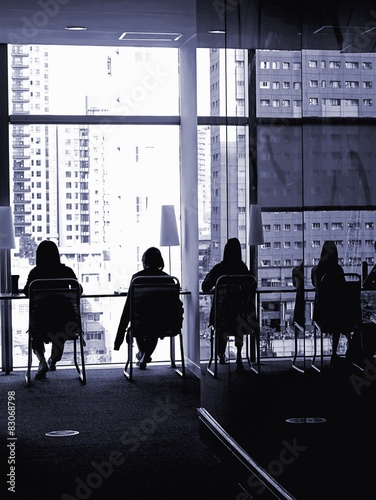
[201,237,251,369]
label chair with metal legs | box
[25,278,86,387]
[207,274,259,377]
[311,272,362,372]
[123,275,185,381]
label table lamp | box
[248,204,264,246]
[248,204,264,279]
[160,205,180,275]
[0,206,16,294]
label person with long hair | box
[201,237,251,370]
[311,240,346,366]
[24,240,82,379]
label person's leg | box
[136,337,158,368]
[330,332,341,365]
[32,337,48,379]
[235,335,244,370]
[217,332,228,364]
[48,340,65,370]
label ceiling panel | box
[0,0,375,51]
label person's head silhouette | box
[142,247,165,270]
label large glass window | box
[10,45,179,115]
[9,44,181,368]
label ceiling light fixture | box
[65,26,87,31]
[208,30,226,34]
[119,32,182,42]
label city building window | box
[329,60,341,68]
[308,60,318,68]
[345,99,359,106]
[345,81,359,88]
[345,61,359,69]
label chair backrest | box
[213,274,257,339]
[28,278,82,341]
[129,275,183,338]
[315,272,361,333]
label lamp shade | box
[160,205,180,246]
[248,204,264,245]
[0,206,16,249]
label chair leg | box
[79,334,86,385]
[171,333,185,378]
[249,327,261,374]
[123,330,133,380]
[170,335,176,368]
[25,333,33,387]
[73,333,87,385]
[312,322,323,372]
[207,328,218,377]
[207,327,214,370]
[292,322,305,373]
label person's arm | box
[114,296,130,350]
[23,269,36,297]
[63,265,83,294]
[201,269,215,292]
[114,276,135,350]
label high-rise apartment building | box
[205,48,376,295]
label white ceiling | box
[1,0,375,52]
[0,0,197,47]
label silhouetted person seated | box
[201,237,251,371]
[311,240,347,367]
[114,246,179,369]
[23,240,82,380]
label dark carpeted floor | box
[225,357,376,499]
[0,365,242,500]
